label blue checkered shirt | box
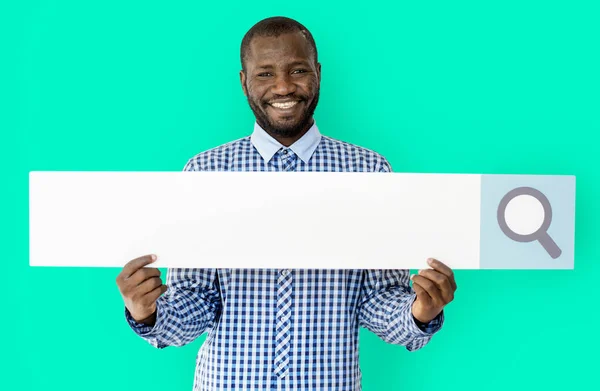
[126,122,444,391]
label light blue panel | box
[480,175,576,269]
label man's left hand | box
[410,258,457,324]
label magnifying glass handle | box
[538,232,562,259]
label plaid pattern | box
[273,268,293,377]
[126,123,444,391]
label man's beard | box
[246,87,320,138]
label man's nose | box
[271,74,296,96]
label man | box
[116,16,457,391]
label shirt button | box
[281,270,290,276]
[282,149,288,155]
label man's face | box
[240,32,321,138]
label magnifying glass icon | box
[497,186,562,259]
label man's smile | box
[267,100,304,114]
[270,100,299,109]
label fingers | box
[411,280,433,306]
[120,254,157,279]
[143,284,168,304]
[116,254,161,298]
[137,276,163,296]
[127,267,161,287]
[417,268,455,303]
[411,274,444,305]
[427,258,457,291]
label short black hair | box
[240,16,318,72]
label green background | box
[2,0,599,390]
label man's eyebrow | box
[254,60,311,70]
[288,61,310,67]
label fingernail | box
[427,258,433,265]
[410,274,415,280]
[418,269,423,275]
[151,254,157,261]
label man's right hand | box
[116,254,167,326]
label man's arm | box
[125,267,222,349]
[357,269,443,351]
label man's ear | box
[240,70,248,97]
[317,62,322,83]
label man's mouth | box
[268,100,302,111]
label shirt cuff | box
[412,311,444,334]
[125,302,164,337]
[404,294,444,336]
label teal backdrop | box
[2,1,599,390]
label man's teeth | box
[271,101,299,109]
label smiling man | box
[116,16,457,391]
[240,24,321,145]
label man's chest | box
[217,269,364,310]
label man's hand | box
[410,258,457,324]
[116,254,167,326]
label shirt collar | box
[250,121,322,164]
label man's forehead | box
[247,32,313,63]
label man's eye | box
[292,69,307,74]
[258,73,272,77]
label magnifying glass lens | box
[504,195,545,235]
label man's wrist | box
[412,314,430,331]
[134,311,157,327]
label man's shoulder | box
[319,135,392,172]
[182,136,252,171]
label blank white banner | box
[29,171,575,270]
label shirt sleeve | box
[378,157,393,173]
[357,269,444,351]
[125,268,222,349]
